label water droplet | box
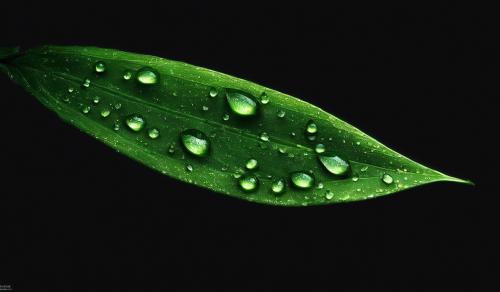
[93,96,100,104]
[306,120,318,134]
[325,190,334,200]
[260,92,269,104]
[100,108,110,118]
[352,175,359,182]
[382,174,394,185]
[319,155,350,176]
[82,106,90,114]
[260,132,269,142]
[315,143,326,153]
[277,110,286,118]
[239,175,259,192]
[123,70,132,80]
[356,141,361,146]
[114,103,122,110]
[68,87,74,93]
[307,135,317,141]
[168,143,175,154]
[94,61,106,73]
[317,182,324,189]
[181,129,210,157]
[225,89,258,116]
[125,114,145,132]
[290,172,315,189]
[271,178,286,195]
[209,87,218,97]
[82,78,90,88]
[136,67,159,85]
[113,121,120,131]
[278,147,287,154]
[245,158,258,170]
[148,128,160,139]
[186,164,193,172]
[202,105,209,111]
[222,114,230,121]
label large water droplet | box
[271,178,286,195]
[137,67,158,85]
[306,120,317,134]
[245,158,258,170]
[226,89,258,116]
[95,61,106,73]
[148,128,160,139]
[319,155,350,175]
[123,70,132,80]
[315,143,326,153]
[382,174,394,185]
[125,114,145,132]
[181,129,210,157]
[290,172,315,189]
[239,175,259,192]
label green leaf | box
[0,46,472,206]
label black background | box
[1,3,497,292]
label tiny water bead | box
[226,89,258,116]
[125,114,146,132]
[277,110,286,118]
[83,78,90,88]
[319,155,350,176]
[68,87,74,93]
[290,172,315,189]
[82,106,91,114]
[239,175,259,192]
[209,87,218,97]
[382,174,394,185]
[100,108,110,118]
[222,114,230,121]
[325,190,334,200]
[114,103,122,110]
[123,70,132,80]
[93,96,100,104]
[260,132,269,142]
[94,61,106,73]
[271,178,286,195]
[148,128,160,139]
[202,106,209,111]
[315,143,326,154]
[352,174,359,182]
[136,67,159,85]
[186,164,193,172]
[113,121,120,131]
[260,92,269,104]
[306,120,318,134]
[181,129,210,157]
[245,158,258,170]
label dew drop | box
[209,87,218,97]
[222,114,230,121]
[319,155,350,176]
[260,132,269,142]
[93,96,100,104]
[315,143,326,153]
[148,128,160,139]
[123,70,132,80]
[317,182,324,189]
[168,143,175,154]
[360,166,369,172]
[186,164,193,172]
[277,110,286,118]
[125,114,145,132]
[271,178,286,195]
[136,67,159,85]
[113,121,120,131]
[202,105,209,111]
[68,87,74,93]
[352,174,359,182]
[239,175,259,192]
[82,106,90,114]
[245,158,258,170]
[114,103,122,110]
[180,129,210,157]
[225,89,258,116]
[307,135,317,141]
[260,92,269,104]
[382,174,394,185]
[325,190,334,200]
[100,108,110,118]
[94,61,106,73]
[82,78,90,88]
[306,120,318,134]
[290,172,315,189]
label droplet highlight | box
[136,67,159,85]
[319,155,350,176]
[125,114,146,132]
[239,175,259,192]
[382,174,394,185]
[180,129,210,157]
[148,128,160,139]
[225,89,258,116]
[271,178,286,195]
[306,120,317,134]
[290,172,315,189]
[245,159,258,170]
[94,61,106,73]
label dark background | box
[1,3,497,292]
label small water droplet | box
[306,120,318,134]
[100,108,110,118]
[315,143,326,153]
[245,158,258,170]
[260,92,269,104]
[277,110,286,118]
[356,141,361,146]
[278,147,287,154]
[180,129,210,157]
[168,143,175,154]
[186,164,193,172]
[82,105,90,114]
[113,121,120,131]
[148,128,160,139]
[209,87,218,97]
[202,105,209,111]
[123,70,132,80]
[239,175,259,192]
[114,103,122,110]
[325,190,334,200]
[226,89,258,116]
[260,132,269,142]
[307,135,317,141]
[82,78,90,88]
[271,178,286,195]
[136,67,159,85]
[290,172,315,189]
[94,61,106,73]
[68,87,74,93]
[317,182,324,189]
[319,155,350,176]
[125,114,146,132]
[352,175,359,182]
[222,114,230,121]
[93,96,100,104]
[360,166,369,172]
[382,174,394,185]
